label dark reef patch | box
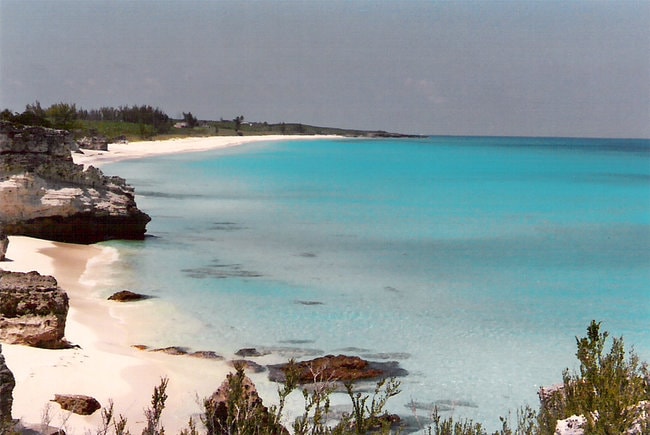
[360,352,411,360]
[278,339,316,345]
[295,300,324,306]
[210,222,247,231]
[182,259,263,279]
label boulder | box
[52,394,101,415]
[268,354,407,384]
[0,121,150,244]
[0,344,16,428]
[0,270,70,348]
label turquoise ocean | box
[102,136,650,429]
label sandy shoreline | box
[1,135,327,433]
[73,134,332,168]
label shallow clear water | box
[102,136,650,429]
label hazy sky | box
[1,0,648,137]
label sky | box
[1,0,648,138]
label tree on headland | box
[2,101,53,127]
[183,112,199,128]
[233,115,244,133]
[45,102,78,131]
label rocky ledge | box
[0,121,150,243]
[0,270,70,349]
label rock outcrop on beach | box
[0,344,15,428]
[77,135,109,151]
[0,270,70,349]
[0,121,150,243]
[0,226,7,261]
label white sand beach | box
[1,135,327,434]
[72,134,325,168]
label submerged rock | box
[230,359,266,373]
[235,348,270,357]
[190,350,224,360]
[151,346,189,355]
[0,121,150,243]
[268,354,407,384]
[0,270,70,348]
[107,290,149,302]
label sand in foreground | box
[2,236,234,434]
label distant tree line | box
[1,101,173,135]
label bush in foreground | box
[21,321,650,434]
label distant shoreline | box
[73,134,342,168]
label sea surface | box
[101,136,650,430]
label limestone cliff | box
[0,270,69,349]
[0,121,150,243]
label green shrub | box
[539,320,650,434]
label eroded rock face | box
[0,344,15,427]
[0,121,150,243]
[0,270,69,349]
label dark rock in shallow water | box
[360,352,411,360]
[151,346,189,356]
[295,300,324,306]
[52,394,101,415]
[268,354,407,384]
[190,350,224,360]
[235,348,270,357]
[0,270,70,349]
[107,290,149,302]
[230,359,266,373]
[182,260,263,279]
[0,121,150,243]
